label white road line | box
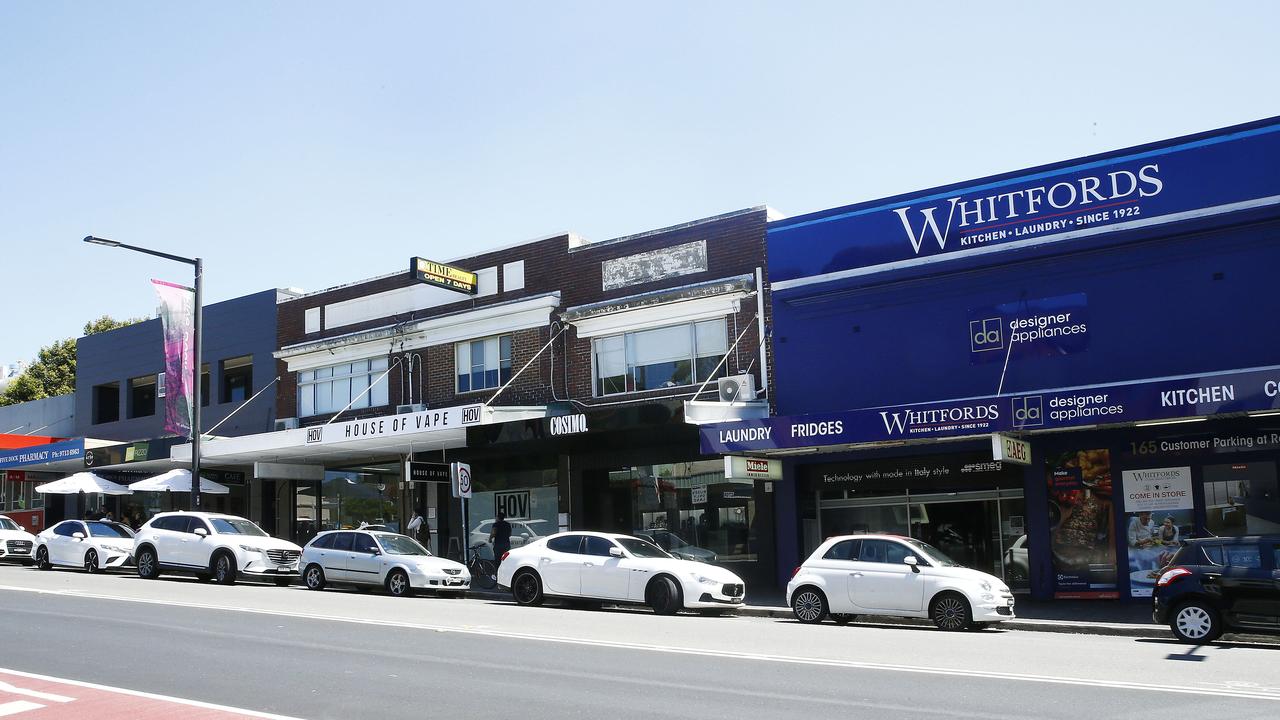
[0,668,306,720]
[0,680,74,703]
[2,584,1278,702]
[0,701,45,717]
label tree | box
[0,315,145,406]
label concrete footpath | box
[471,587,1279,642]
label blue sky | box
[2,2,1277,366]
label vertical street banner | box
[152,279,195,437]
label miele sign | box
[723,456,781,480]
[304,404,484,445]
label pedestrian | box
[489,511,512,567]
[407,510,431,549]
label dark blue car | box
[1152,535,1280,643]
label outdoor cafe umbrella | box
[130,469,230,495]
[34,471,132,518]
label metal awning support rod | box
[204,376,282,436]
[691,311,758,401]
[483,324,568,409]
[325,357,402,425]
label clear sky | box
[2,2,1277,367]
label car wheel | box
[213,552,238,585]
[512,570,544,606]
[791,587,828,624]
[931,592,972,631]
[35,546,51,571]
[386,569,412,597]
[136,547,160,579]
[1171,600,1222,644]
[647,575,682,616]
[304,564,327,591]
[832,613,857,625]
[84,549,101,574]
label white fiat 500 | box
[34,519,136,573]
[0,515,38,566]
[497,531,747,615]
[788,534,1015,630]
[301,530,470,597]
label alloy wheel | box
[793,591,824,622]
[933,596,968,630]
[306,567,323,589]
[514,573,538,604]
[388,571,408,596]
[85,550,98,573]
[1175,605,1213,640]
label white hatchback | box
[788,534,1015,630]
[301,530,470,597]
[497,531,747,615]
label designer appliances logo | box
[1010,395,1044,428]
[970,317,1004,353]
[891,164,1164,255]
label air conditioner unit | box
[717,374,757,403]
[274,417,299,431]
[396,404,427,414]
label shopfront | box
[463,402,778,588]
[705,115,1280,601]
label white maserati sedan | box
[300,529,470,597]
[787,534,1015,630]
[35,519,136,573]
[496,531,746,615]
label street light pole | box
[84,236,205,510]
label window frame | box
[591,318,729,397]
[297,357,390,418]
[455,334,514,394]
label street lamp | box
[83,235,205,510]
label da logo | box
[970,317,1004,353]
[1010,395,1044,428]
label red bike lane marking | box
[0,669,303,720]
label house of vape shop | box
[463,403,778,587]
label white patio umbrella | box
[34,471,132,496]
[130,469,230,495]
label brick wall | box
[276,208,770,420]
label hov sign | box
[991,433,1031,466]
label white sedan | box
[35,520,136,573]
[300,529,470,597]
[788,534,1015,630]
[496,531,747,615]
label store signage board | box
[1121,466,1193,513]
[991,434,1031,466]
[408,461,451,482]
[304,404,484,446]
[701,365,1280,454]
[411,257,478,295]
[769,121,1280,285]
[723,455,782,480]
[968,293,1089,364]
[0,439,84,469]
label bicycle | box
[466,542,498,590]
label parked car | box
[470,518,550,559]
[0,515,36,566]
[133,511,301,585]
[788,534,1015,630]
[496,531,747,615]
[301,529,469,597]
[633,529,717,563]
[34,520,135,573]
[1152,535,1280,643]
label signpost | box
[451,461,472,565]
[411,257,478,294]
[991,433,1032,466]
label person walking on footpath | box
[489,511,512,568]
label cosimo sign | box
[769,121,1280,286]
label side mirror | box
[371,548,381,556]
[608,546,623,558]
[72,532,86,540]
[194,527,208,537]
[904,555,920,572]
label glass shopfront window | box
[610,459,758,563]
[465,466,559,562]
[298,465,402,542]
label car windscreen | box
[616,537,672,559]
[85,521,134,538]
[0,518,19,531]
[902,538,961,567]
[376,534,430,556]
[209,517,269,536]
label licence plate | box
[446,578,463,585]
[279,566,294,573]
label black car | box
[1152,535,1280,643]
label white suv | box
[788,534,1015,630]
[133,511,302,586]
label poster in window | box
[1121,466,1193,597]
[1046,449,1118,599]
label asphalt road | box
[2,565,1279,719]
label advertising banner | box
[0,439,85,470]
[152,279,195,437]
[701,365,1280,454]
[968,293,1089,364]
[1121,466,1194,597]
[1047,449,1118,599]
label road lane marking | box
[0,668,306,720]
[3,585,1279,702]
[0,701,45,717]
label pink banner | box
[152,279,195,437]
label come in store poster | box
[1121,466,1194,597]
